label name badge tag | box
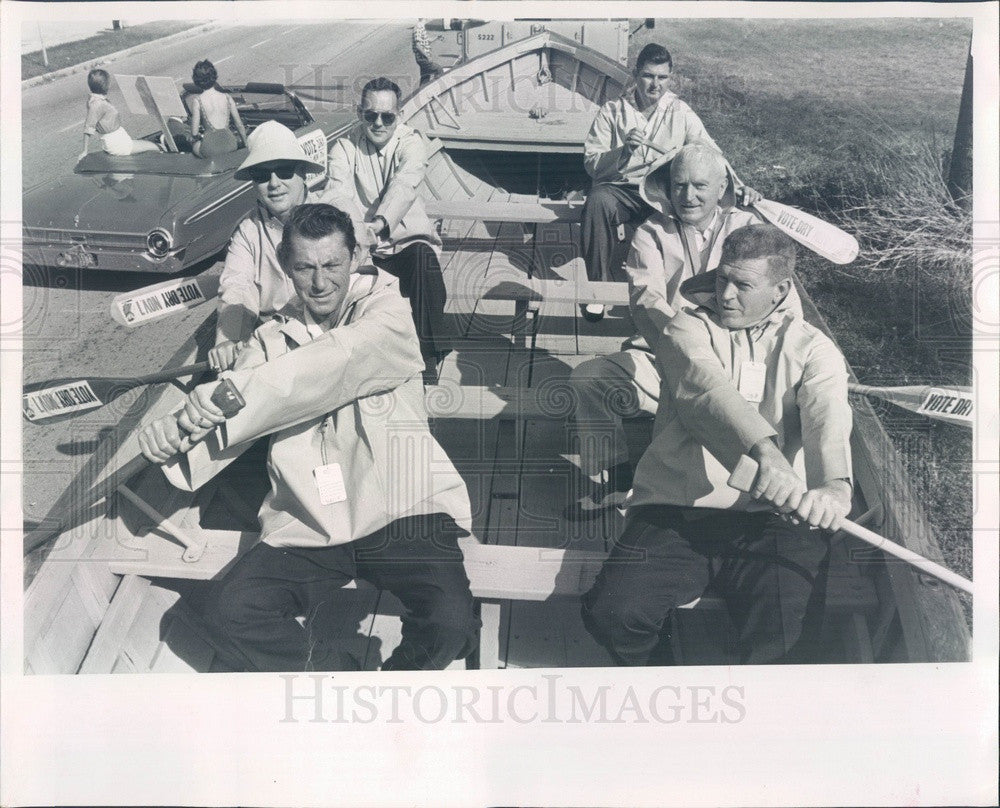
[738,360,767,403]
[314,463,348,505]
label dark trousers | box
[373,242,447,365]
[581,183,654,283]
[415,51,444,86]
[582,505,832,666]
[204,513,479,671]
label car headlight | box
[146,228,173,258]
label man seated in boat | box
[566,143,761,518]
[580,42,760,322]
[582,224,854,665]
[327,77,448,384]
[138,203,479,671]
[209,121,366,372]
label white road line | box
[250,38,272,49]
[278,28,297,36]
[58,120,84,134]
[215,54,235,64]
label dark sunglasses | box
[362,110,397,126]
[248,164,298,184]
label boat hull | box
[23,34,970,674]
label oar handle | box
[86,379,246,503]
[135,361,211,386]
[728,456,973,595]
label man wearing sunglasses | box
[211,121,365,372]
[327,77,448,383]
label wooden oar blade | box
[850,383,973,427]
[111,274,221,327]
[753,200,860,265]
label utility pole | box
[37,23,48,68]
[947,45,973,211]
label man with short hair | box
[567,143,760,517]
[582,224,853,665]
[210,121,365,371]
[328,77,448,381]
[580,42,757,321]
[139,204,478,671]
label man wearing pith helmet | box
[328,76,448,382]
[210,120,365,371]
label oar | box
[22,362,211,425]
[111,274,221,327]
[728,456,973,594]
[849,382,972,427]
[640,140,860,265]
[23,379,246,560]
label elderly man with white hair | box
[209,121,366,372]
[567,143,763,518]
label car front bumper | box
[21,232,187,274]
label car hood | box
[23,171,229,234]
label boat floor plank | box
[530,221,585,355]
[577,304,635,356]
[506,601,613,669]
[118,583,183,673]
[79,575,151,674]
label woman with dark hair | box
[80,68,162,160]
[188,59,248,158]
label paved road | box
[20,20,425,530]
[22,21,422,190]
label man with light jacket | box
[567,143,760,518]
[327,76,448,381]
[580,42,759,322]
[138,204,477,671]
[582,224,854,665]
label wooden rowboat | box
[23,30,970,674]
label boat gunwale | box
[22,35,971,668]
[400,29,632,123]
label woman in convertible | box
[80,68,163,160]
[188,59,249,159]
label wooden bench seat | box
[426,198,583,224]
[108,524,877,670]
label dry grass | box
[828,143,972,286]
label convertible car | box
[22,82,356,274]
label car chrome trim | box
[183,184,252,226]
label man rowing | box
[327,77,449,383]
[139,204,478,671]
[209,121,365,372]
[581,42,759,321]
[582,224,854,665]
[567,143,760,517]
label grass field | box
[21,21,199,80]
[631,18,974,614]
